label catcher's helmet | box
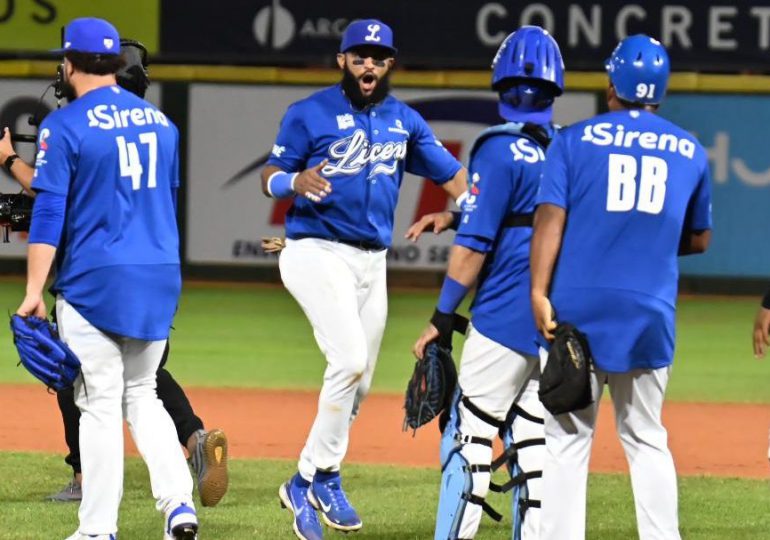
[605,34,669,105]
[117,39,150,98]
[491,26,564,123]
[491,26,564,95]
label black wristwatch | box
[4,154,19,173]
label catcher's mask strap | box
[461,395,503,429]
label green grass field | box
[1,453,770,540]
[0,277,768,539]
[0,279,766,402]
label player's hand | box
[16,293,47,319]
[752,306,770,358]
[412,324,440,360]
[0,127,16,163]
[294,159,332,203]
[405,211,455,242]
[532,294,557,341]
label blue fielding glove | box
[10,314,81,392]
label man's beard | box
[60,80,77,102]
[55,65,77,102]
[341,66,391,110]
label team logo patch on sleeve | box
[35,128,51,167]
[464,172,481,210]
[336,114,355,130]
[272,144,286,157]
[38,128,50,151]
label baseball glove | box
[403,342,457,433]
[261,236,286,253]
[10,314,81,392]
[538,322,593,415]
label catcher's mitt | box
[10,314,81,392]
[539,322,593,415]
[403,342,457,433]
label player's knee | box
[327,337,368,379]
[617,422,669,452]
[336,354,367,382]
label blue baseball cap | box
[55,17,121,55]
[340,19,397,55]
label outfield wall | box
[0,66,769,282]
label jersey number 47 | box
[116,132,158,191]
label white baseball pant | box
[452,325,542,540]
[538,348,679,540]
[56,297,194,536]
[279,238,388,480]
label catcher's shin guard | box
[435,389,503,540]
[491,382,545,540]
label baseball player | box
[751,293,770,462]
[261,19,467,540]
[14,18,197,540]
[0,39,229,509]
[530,35,712,540]
[411,26,564,540]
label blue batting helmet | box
[491,26,564,123]
[491,26,564,95]
[605,35,670,105]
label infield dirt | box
[1,385,768,478]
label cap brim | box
[341,44,397,56]
[50,47,120,55]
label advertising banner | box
[0,1,159,53]
[660,95,770,277]
[185,84,596,269]
[162,1,770,72]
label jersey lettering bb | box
[536,110,712,372]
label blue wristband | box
[437,276,469,314]
[267,171,297,198]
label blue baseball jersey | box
[267,85,462,247]
[536,110,712,372]
[456,124,551,356]
[32,85,181,340]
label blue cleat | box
[308,471,362,532]
[279,473,324,540]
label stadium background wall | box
[0,63,768,294]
